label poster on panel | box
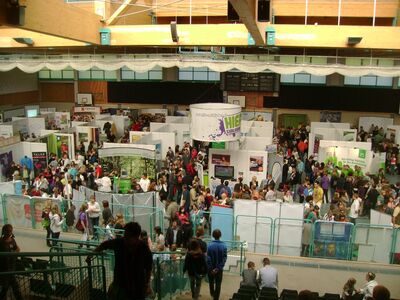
[32,152,47,177]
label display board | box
[359,116,393,131]
[273,203,304,256]
[222,72,279,92]
[211,205,234,248]
[99,146,157,180]
[312,221,353,260]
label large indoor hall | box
[0,0,399,299]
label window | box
[178,67,220,81]
[121,66,162,81]
[280,72,326,85]
[345,75,393,87]
[38,67,75,80]
[78,67,117,80]
[344,58,394,87]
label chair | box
[237,289,257,300]
[260,287,279,300]
[324,293,341,300]
[281,289,298,300]
[260,295,279,300]
[261,287,278,297]
[239,285,259,296]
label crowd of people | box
[1,119,399,299]
[2,121,400,248]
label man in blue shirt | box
[20,155,33,172]
[207,229,227,300]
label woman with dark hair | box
[183,239,207,300]
[0,224,22,299]
[154,226,165,250]
[176,206,192,248]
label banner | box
[32,152,47,177]
[190,103,241,142]
[99,147,157,180]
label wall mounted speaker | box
[170,21,179,42]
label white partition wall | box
[208,149,268,186]
[234,200,258,251]
[150,122,168,132]
[234,200,304,255]
[256,201,280,253]
[240,137,273,151]
[165,116,190,123]
[354,226,393,263]
[359,117,393,131]
[273,203,304,256]
[309,127,357,158]
[129,131,175,159]
[386,125,400,145]
[318,140,374,173]
[310,122,350,131]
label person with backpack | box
[76,203,89,245]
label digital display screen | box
[215,165,234,179]
[26,109,38,117]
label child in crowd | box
[342,278,357,300]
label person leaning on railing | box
[88,222,153,300]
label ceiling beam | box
[105,0,136,26]
[13,0,102,44]
[106,24,400,50]
[228,0,265,45]
[0,27,88,47]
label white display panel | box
[234,200,257,251]
[273,203,305,256]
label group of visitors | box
[241,257,391,300]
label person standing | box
[258,257,278,290]
[392,200,400,229]
[87,195,101,240]
[207,229,227,300]
[77,204,89,245]
[0,224,22,300]
[41,199,52,247]
[349,192,361,224]
[50,205,64,246]
[91,222,153,300]
[139,173,150,192]
[102,200,113,226]
[183,239,208,300]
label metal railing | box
[0,251,107,300]
[46,238,192,300]
[0,192,164,235]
